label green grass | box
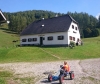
[0,28,19,48]
[14,77,35,84]
[0,47,58,63]
[0,71,13,77]
[0,70,35,84]
[0,71,13,84]
[42,37,100,60]
[0,27,100,63]
[0,78,5,84]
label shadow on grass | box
[0,28,18,34]
[19,45,68,48]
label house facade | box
[20,14,80,46]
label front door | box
[40,37,43,46]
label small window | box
[28,38,32,42]
[69,36,72,40]
[77,38,79,42]
[73,31,76,33]
[72,25,74,29]
[75,27,77,30]
[48,36,53,40]
[73,37,75,41]
[33,38,37,41]
[58,36,64,40]
[22,39,27,42]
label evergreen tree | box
[3,10,99,37]
[92,28,100,37]
[83,28,92,38]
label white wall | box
[20,32,68,45]
[43,32,68,45]
[68,21,80,44]
[20,35,40,45]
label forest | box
[2,10,100,38]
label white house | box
[20,14,81,46]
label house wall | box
[20,32,68,46]
[67,21,80,44]
[42,32,68,45]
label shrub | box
[69,41,75,49]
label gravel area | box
[0,58,100,84]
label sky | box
[0,0,100,19]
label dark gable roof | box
[20,14,78,36]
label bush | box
[69,41,75,49]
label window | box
[28,38,32,42]
[33,38,37,41]
[69,36,72,40]
[72,25,74,29]
[22,39,27,42]
[73,31,76,33]
[73,37,75,41]
[48,36,53,40]
[77,38,79,42]
[69,36,75,41]
[75,27,77,30]
[58,36,64,40]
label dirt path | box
[0,58,100,84]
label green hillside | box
[0,27,100,63]
[0,27,19,48]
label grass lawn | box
[0,27,100,63]
[42,39,100,60]
[0,70,35,84]
[0,47,58,63]
[0,28,19,48]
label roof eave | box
[20,31,68,36]
[0,10,7,21]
